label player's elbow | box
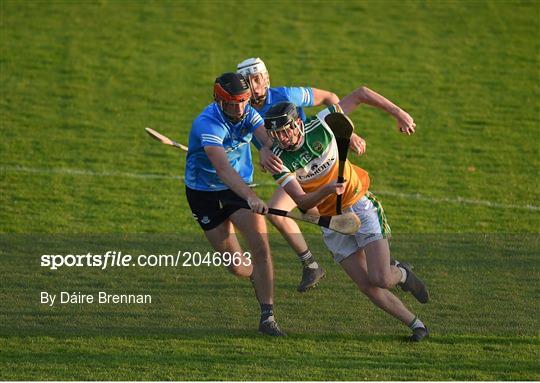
[326,92,340,105]
[352,86,369,103]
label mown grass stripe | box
[3,165,538,211]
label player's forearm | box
[215,164,256,201]
[340,86,401,117]
[355,86,401,116]
[293,188,333,211]
[205,146,257,201]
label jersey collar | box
[213,102,227,124]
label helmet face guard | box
[246,73,269,105]
[267,119,304,151]
[264,102,304,151]
[237,58,270,105]
[214,73,251,123]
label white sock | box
[409,317,425,330]
[298,250,318,269]
[398,266,407,283]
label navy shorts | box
[185,186,245,231]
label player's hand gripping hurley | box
[324,113,354,215]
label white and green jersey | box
[272,105,370,216]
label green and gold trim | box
[365,191,391,237]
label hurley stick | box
[324,113,354,214]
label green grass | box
[1,234,539,380]
[2,334,538,380]
[1,0,539,380]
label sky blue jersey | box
[258,87,314,121]
[185,102,264,191]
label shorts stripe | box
[365,191,391,237]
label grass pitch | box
[1,0,539,380]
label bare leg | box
[203,210,284,336]
[340,249,415,326]
[267,187,308,254]
[267,187,325,292]
[364,238,403,289]
[204,219,253,278]
[230,209,274,305]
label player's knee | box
[368,272,394,289]
[268,215,300,235]
[227,263,252,278]
[228,268,245,277]
[267,213,285,228]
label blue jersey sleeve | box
[285,87,314,107]
[193,117,226,148]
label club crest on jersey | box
[201,216,210,224]
[312,141,323,152]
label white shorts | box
[322,192,391,263]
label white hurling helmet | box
[237,57,270,103]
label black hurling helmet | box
[214,72,251,123]
[264,101,304,150]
